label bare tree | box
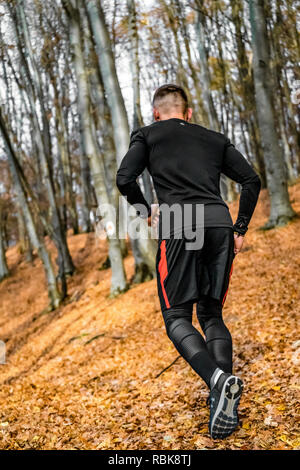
[7,1,75,279]
[0,108,61,309]
[249,0,296,228]
[86,0,156,281]
[126,0,157,282]
[0,198,9,281]
[62,0,128,295]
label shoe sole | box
[209,375,243,439]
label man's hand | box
[234,232,245,255]
[147,205,159,228]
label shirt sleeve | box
[116,128,151,218]
[221,137,261,235]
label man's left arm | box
[221,137,261,236]
[116,128,151,219]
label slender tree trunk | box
[267,5,299,182]
[87,39,127,261]
[86,0,156,281]
[159,0,194,117]
[85,8,127,260]
[230,0,267,188]
[17,206,33,262]
[194,1,236,203]
[215,21,230,136]
[267,11,295,182]
[50,63,80,233]
[249,0,296,227]
[85,0,130,243]
[127,0,143,131]
[0,109,61,309]
[0,200,9,281]
[76,108,94,233]
[195,1,219,131]
[64,0,128,295]
[172,0,207,125]
[278,111,296,182]
[8,1,75,277]
[126,0,153,208]
[85,0,130,164]
[127,0,156,281]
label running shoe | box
[208,373,243,439]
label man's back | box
[138,117,228,207]
[116,117,261,236]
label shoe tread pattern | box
[210,376,243,439]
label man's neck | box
[158,114,187,121]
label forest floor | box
[0,182,299,450]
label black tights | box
[162,295,232,388]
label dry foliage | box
[0,182,299,450]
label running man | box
[116,84,261,439]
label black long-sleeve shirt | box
[116,118,261,236]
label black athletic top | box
[116,118,261,236]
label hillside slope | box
[0,183,299,450]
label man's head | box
[152,84,193,122]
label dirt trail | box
[0,184,299,450]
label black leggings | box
[162,295,232,388]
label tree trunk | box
[249,0,296,228]
[85,0,130,164]
[86,0,156,280]
[9,1,75,277]
[267,5,298,182]
[50,62,80,234]
[85,0,130,245]
[230,0,267,188]
[17,206,33,263]
[127,0,143,131]
[195,1,219,131]
[159,0,194,118]
[87,36,127,259]
[127,0,156,281]
[0,200,9,281]
[77,111,94,233]
[172,0,207,125]
[64,0,128,296]
[0,108,61,309]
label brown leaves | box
[0,184,300,449]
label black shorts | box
[156,227,235,311]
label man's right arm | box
[116,128,151,219]
[221,138,261,236]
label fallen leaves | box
[264,416,278,427]
[0,184,300,449]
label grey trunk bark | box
[10,1,75,277]
[0,201,9,281]
[17,206,33,263]
[249,0,295,227]
[127,0,156,281]
[0,110,61,309]
[86,0,156,280]
[195,6,219,131]
[65,0,127,295]
[85,0,130,164]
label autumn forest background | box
[0,0,299,450]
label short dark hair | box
[152,84,189,114]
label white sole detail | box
[210,375,243,439]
